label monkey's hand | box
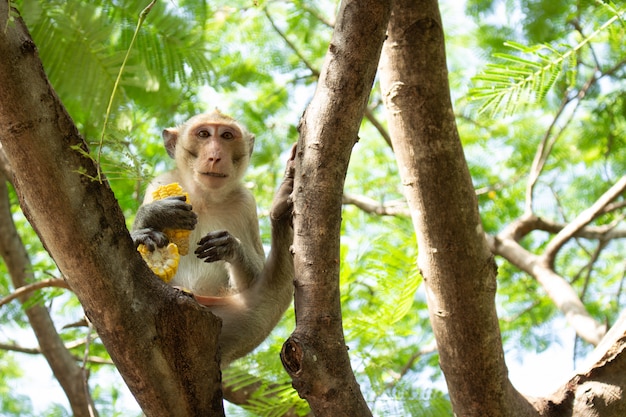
[131,228,169,251]
[133,196,197,231]
[194,230,244,264]
[270,143,296,222]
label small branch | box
[487,233,606,345]
[264,7,319,77]
[300,3,335,28]
[525,96,571,213]
[503,213,626,242]
[387,340,437,388]
[542,175,626,268]
[525,71,596,213]
[266,6,391,150]
[0,341,113,365]
[363,107,392,148]
[0,278,70,308]
[576,240,607,300]
[342,193,410,216]
[603,200,626,214]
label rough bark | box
[0,4,224,416]
[379,0,536,415]
[280,0,390,415]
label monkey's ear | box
[248,135,255,157]
[162,128,178,159]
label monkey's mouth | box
[200,171,228,178]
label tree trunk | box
[379,0,536,415]
[280,0,390,415]
[0,4,224,416]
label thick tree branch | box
[531,310,626,416]
[0,6,224,416]
[380,1,535,415]
[0,144,11,179]
[281,1,390,415]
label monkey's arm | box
[262,144,296,288]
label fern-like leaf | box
[470,43,567,116]
[470,8,625,117]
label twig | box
[542,175,626,268]
[525,71,595,213]
[0,342,113,365]
[266,5,391,147]
[0,278,70,308]
[342,193,410,216]
[96,0,157,182]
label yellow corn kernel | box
[138,242,180,283]
[152,183,191,256]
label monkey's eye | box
[197,129,211,138]
[221,131,235,140]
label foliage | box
[2,0,626,415]
[462,0,626,367]
[469,3,626,116]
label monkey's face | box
[176,122,251,191]
[162,112,255,192]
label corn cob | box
[151,183,191,256]
[137,242,179,283]
[136,182,191,282]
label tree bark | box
[0,4,224,416]
[379,0,536,415]
[280,0,390,416]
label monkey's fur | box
[132,111,295,365]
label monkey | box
[131,110,295,365]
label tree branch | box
[525,71,596,213]
[542,175,626,268]
[0,144,12,180]
[342,193,410,216]
[380,0,536,414]
[282,1,390,415]
[265,5,392,149]
[487,232,606,345]
[0,6,224,416]
[0,277,70,308]
[532,309,626,415]
[0,341,114,365]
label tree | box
[2,0,626,416]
